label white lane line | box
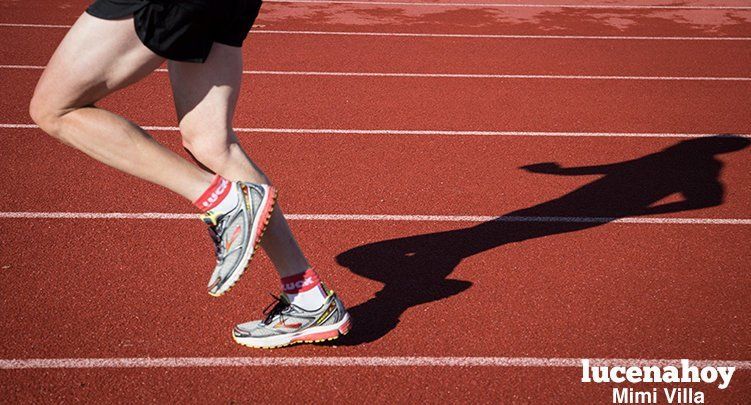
[254,30,751,41]
[1,356,750,369]
[233,69,751,81]
[5,64,750,81]
[0,212,196,220]
[0,22,71,28]
[1,23,749,41]
[0,64,44,70]
[1,212,749,225]
[263,0,751,10]
[2,123,749,139]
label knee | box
[29,93,64,139]
[180,123,234,169]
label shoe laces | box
[203,213,229,262]
[262,294,291,325]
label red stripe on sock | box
[281,268,321,294]
[194,175,231,212]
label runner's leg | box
[29,13,214,201]
[169,43,311,278]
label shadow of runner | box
[331,136,749,345]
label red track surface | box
[1,0,750,403]
[4,27,751,77]
[3,129,751,217]
[2,69,751,133]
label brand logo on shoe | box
[316,302,338,325]
[225,226,242,251]
[274,320,303,329]
[202,179,230,209]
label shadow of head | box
[665,135,750,155]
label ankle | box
[281,268,329,311]
[193,175,237,212]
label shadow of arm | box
[521,162,614,175]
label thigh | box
[168,42,243,133]
[33,12,164,113]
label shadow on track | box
[331,136,749,345]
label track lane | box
[1,70,750,135]
[3,27,751,77]
[0,368,751,404]
[3,1,750,38]
[1,367,750,403]
[0,219,748,359]
[1,129,749,218]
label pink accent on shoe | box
[291,328,339,343]
[338,317,352,335]
[290,316,351,343]
[253,185,276,245]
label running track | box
[0,0,750,403]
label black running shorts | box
[86,0,262,63]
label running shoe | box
[233,291,351,348]
[201,182,276,297]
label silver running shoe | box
[233,292,351,348]
[201,182,276,297]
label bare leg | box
[169,43,310,278]
[29,13,214,201]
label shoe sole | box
[209,183,277,297]
[233,312,352,349]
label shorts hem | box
[133,25,210,63]
[85,1,145,20]
[85,0,257,63]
